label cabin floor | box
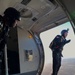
[42,58,75,75]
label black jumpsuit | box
[0,21,9,74]
[51,35,70,75]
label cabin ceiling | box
[0,0,70,33]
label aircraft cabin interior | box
[0,0,75,75]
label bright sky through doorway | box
[40,22,75,63]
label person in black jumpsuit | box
[0,7,21,74]
[49,29,71,75]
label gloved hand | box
[67,39,71,43]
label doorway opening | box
[40,22,75,75]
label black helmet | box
[61,28,69,35]
[4,7,21,21]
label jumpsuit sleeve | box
[54,36,70,48]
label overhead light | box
[20,8,33,18]
[21,0,31,5]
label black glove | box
[67,39,71,43]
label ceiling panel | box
[0,0,68,33]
